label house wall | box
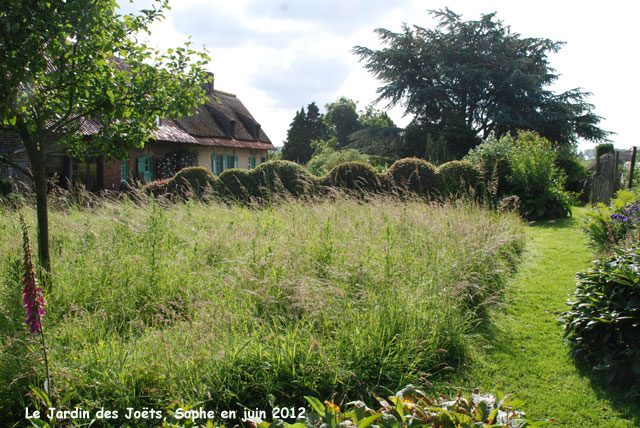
[100,142,270,189]
[196,146,269,172]
[102,159,123,190]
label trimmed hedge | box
[166,167,217,199]
[438,160,479,196]
[217,169,256,202]
[323,161,383,194]
[253,160,318,200]
[142,178,170,197]
[386,157,439,197]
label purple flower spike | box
[20,216,45,335]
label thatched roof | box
[77,87,275,150]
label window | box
[211,154,238,175]
[260,156,266,164]
[249,156,256,169]
[137,156,153,183]
[212,154,223,175]
[120,159,129,183]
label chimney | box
[202,71,215,93]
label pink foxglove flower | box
[21,217,45,335]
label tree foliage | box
[282,102,327,164]
[0,0,210,273]
[323,97,362,148]
[353,8,609,152]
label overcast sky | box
[119,0,639,151]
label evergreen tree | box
[282,108,309,163]
[282,103,328,164]
[353,8,610,152]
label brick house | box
[1,82,275,191]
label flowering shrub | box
[583,190,640,250]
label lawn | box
[0,196,523,426]
[459,207,640,427]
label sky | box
[118,0,639,152]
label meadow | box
[0,195,523,426]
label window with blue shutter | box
[212,154,224,175]
[249,157,256,169]
[260,156,266,164]
[137,156,153,183]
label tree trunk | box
[32,161,52,277]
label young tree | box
[0,0,210,276]
[353,8,610,153]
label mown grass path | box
[462,207,640,427]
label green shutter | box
[137,156,153,183]
[233,155,238,168]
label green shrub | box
[217,168,257,202]
[253,160,318,200]
[596,143,614,159]
[307,148,367,176]
[438,160,480,197]
[323,161,383,194]
[464,135,514,198]
[250,386,545,428]
[386,157,439,197]
[563,246,640,395]
[0,178,12,197]
[507,131,570,220]
[166,166,218,200]
[142,178,170,197]
[556,149,588,203]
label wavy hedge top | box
[147,158,484,203]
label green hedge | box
[323,161,383,194]
[438,160,479,196]
[253,160,318,200]
[386,157,439,197]
[142,178,170,197]
[217,168,257,202]
[157,148,570,222]
[166,167,217,200]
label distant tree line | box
[283,8,610,168]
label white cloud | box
[117,0,640,149]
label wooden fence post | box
[629,146,637,189]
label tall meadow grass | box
[0,194,523,425]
